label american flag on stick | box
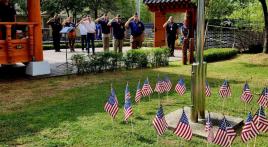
[163,76,172,92]
[241,112,259,143]
[173,109,192,140]
[213,117,236,147]
[253,106,268,133]
[142,78,153,97]
[257,87,268,108]
[104,87,119,118]
[125,83,131,100]
[205,113,213,132]
[205,80,212,97]
[240,82,253,103]
[219,80,232,98]
[154,77,165,94]
[205,113,214,143]
[152,105,168,135]
[135,80,142,103]
[124,98,133,121]
[175,78,186,96]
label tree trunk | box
[94,9,98,19]
[259,0,268,53]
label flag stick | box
[253,136,257,147]
[166,92,169,100]
[158,93,161,106]
[149,95,151,101]
[244,102,246,114]
[157,134,159,144]
[130,117,134,136]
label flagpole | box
[130,117,134,136]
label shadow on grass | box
[134,133,155,144]
[0,68,246,144]
[239,62,268,68]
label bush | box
[203,48,238,62]
[42,41,153,50]
[71,48,169,74]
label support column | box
[154,12,166,47]
[27,0,43,61]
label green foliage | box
[206,0,235,19]
[228,1,264,31]
[203,48,238,62]
[42,41,153,50]
[71,48,169,74]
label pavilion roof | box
[143,0,196,12]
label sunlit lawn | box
[0,53,268,146]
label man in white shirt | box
[85,15,96,55]
[77,17,89,51]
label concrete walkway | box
[43,47,182,76]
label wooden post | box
[182,38,188,65]
[6,25,12,63]
[154,12,166,47]
[189,38,194,64]
[27,0,43,61]
[28,25,34,61]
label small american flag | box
[135,80,142,103]
[257,87,268,107]
[174,110,192,140]
[104,87,119,118]
[205,113,213,132]
[205,113,214,143]
[219,80,232,98]
[213,117,236,147]
[142,78,153,96]
[125,83,131,100]
[124,98,133,121]
[253,106,268,133]
[240,83,253,103]
[205,80,212,97]
[154,77,165,94]
[175,78,186,96]
[163,76,172,92]
[153,105,168,135]
[241,112,259,143]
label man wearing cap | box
[95,14,111,52]
[163,16,179,56]
[108,15,125,53]
[125,13,145,49]
[47,14,62,52]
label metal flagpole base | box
[191,62,207,122]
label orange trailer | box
[0,0,43,65]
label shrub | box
[203,48,238,62]
[71,48,169,74]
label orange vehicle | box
[0,0,43,65]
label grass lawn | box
[0,53,268,146]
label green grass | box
[0,54,268,146]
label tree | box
[259,0,268,53]
[86,0,118,19]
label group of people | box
[163,16,189,57]
[47,13,145,54]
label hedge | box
[71,48,169,74]
[203,48,238,62]
[43,41,153,50]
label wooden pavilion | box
[0,0,43,65]
[143,0,197,64]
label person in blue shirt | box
[95,14,111,52]
[125,13,145,49]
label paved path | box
[44,47,182,76]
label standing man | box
[108,15,125,53]
[85,15,96,55]
[95,14,110,52]
[47,14,62,52]
[0,0,16,40]
[125,13,145,49]
[163,16,179,57]
[77,16,89,52]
